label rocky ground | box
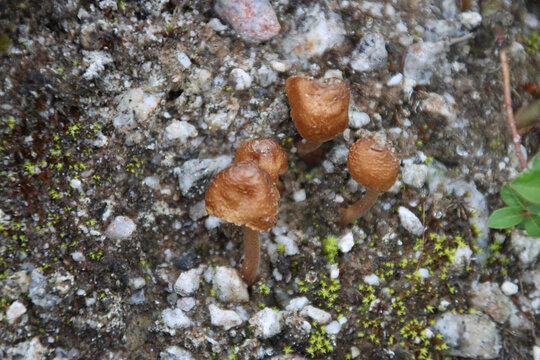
[1,0,539,359]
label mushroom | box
[285,76,349,159]
[205,161,280,285]
[234,138,287,183]
[338,132,399,226]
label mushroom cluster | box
[205,76,400,286]
[205,138,287,285]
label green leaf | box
[524,215,540,237]
[528,204,540,215]
[511,169,540,204]
[501,184,525,208]
[488,207,525,229]
[532,154,540,170]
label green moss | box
[322,236,339,264]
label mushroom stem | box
[241,226,260,285]
[296,139,322,158]
[337,188,379,225]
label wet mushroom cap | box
[347,133,399,193]
[234,138,287,183]
[285,76,350,143]
[205,161,280,232]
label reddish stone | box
[215,0,280,43]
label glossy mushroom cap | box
[205,161,280,232]
[285,76,350,143]
[348,133,399,193]
[234,138,287,183]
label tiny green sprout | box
[283,345,292,354]
[276,244,285,254]
[256,282,270,295]
[6,116,15,129]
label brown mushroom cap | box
[347,133,399,193]
[205,161,280,232]
[234,138,287,183]
[285,76,350,143]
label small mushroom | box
[205,161,280,285]
[338,132,399,226]
[285,76,349,159]
[234,138,287,183]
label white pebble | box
[213,267,249,303]
[293,189,306,202]
[6,301,27,324]
[338,232,354,253]
[162,308,192,329]
[249,308,283,338]
[534,346,540,360]
[275,235,299,256]
[209,304,243,330]
[129,277,146,290]
[71,251,85,262]
[300,305,332,324]
[177,297,196,312]
[364,274,381,286]
[205,216,223,230]
[349,111,370,129]
[417,268,430,279]
[286,297,309,312]
[401,164,428,188]
[105,216,136,240]
[459,11,482,30]
[325,320,341,334]
[166,120,198,142]
[177,51,192,69]
[174,268,201,296]
[230,68,252,90]
[387,73,403,86]
[501,281,519,296]
[398,207,424,236]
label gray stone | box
[280,4,345,60]
[511,229,540,265]
[6,337,48,360]
[6,300,27,324]
[105,216,136,240]
[402,164,428,188]
[434,313,501,359]
[0,270,31,300]
[174,268,202,296]
[160,346,195,360]
[300,305,331,324]
[209,303,243,330]
[350,33,388,72]
[470,282,516,324]
[398,207,424,236]
[402,42,447,85]
[174,156,232,196]
[161,308,192,330]
[28,270,61,309]
[213,267,249,303]
[249,308,283,338]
